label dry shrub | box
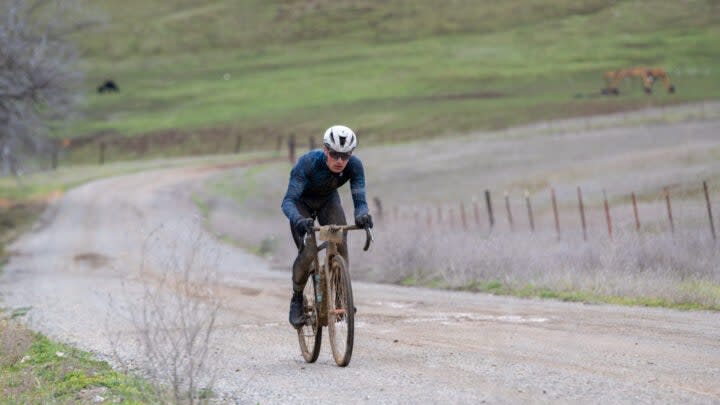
[108,219,223,404]
[0,319,34,367]
[355,217,720,307]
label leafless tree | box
[0,0,98,175]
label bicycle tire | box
[297,270,322,363]
[327,255,354,367]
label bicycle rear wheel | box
[327,255,354,367]
[297,271,322,363]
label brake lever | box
[363,228,374,251]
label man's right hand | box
[294,217,315,236]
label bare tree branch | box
[0,0,99,175]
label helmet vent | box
[339,136,346,146]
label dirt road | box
[1,159,719,404]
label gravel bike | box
[297,223,373,367]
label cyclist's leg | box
[317,191,348,265]
[290,201,317,294]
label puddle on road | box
[371,301,415,309]
[236,322,280,329]
[402,312,549,324]
[73,252,112,268]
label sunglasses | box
[328,150,352,161]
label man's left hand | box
[355,213,373,229]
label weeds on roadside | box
[108,219,223,404]
[1,312,155,404]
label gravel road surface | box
[1,156,719,404]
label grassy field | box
[195,105,720,310]
[64,0,720,144]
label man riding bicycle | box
[281,125,373,329]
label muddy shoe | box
[289,291,305,329]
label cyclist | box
[281,125,373,328]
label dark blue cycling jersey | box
[281,149,369,225]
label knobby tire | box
[297,269,322,363]
[327,255,354,367]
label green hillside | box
[70,0,720,143]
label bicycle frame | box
[304,225,372,327]
[298,224,372,366]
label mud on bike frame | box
[297,223,373,367]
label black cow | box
[97,79,119,93]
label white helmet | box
[323,125,357,153]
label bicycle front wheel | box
[327,255,354,367]
[297,271,322,363]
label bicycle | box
[297,223,373,367]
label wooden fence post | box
[485,190,494,229]
[99,142,106,165]
[664,187,674,235]
[704,181,716,241]
[288,134,296,163]
[473,200,480,227]
[504,191,514,232]
[577,186,587,241]
[234,135,242,154]
[631,192,640,232]
[525,190,535,233]
[460,202,468,230]
[276,135,283,152]
[309,136,316,151]
[551,188,560,240]
[603,189,613,240]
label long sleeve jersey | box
[281,150,369,225]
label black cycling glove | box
[294,217,315,236]
[355,213,373,229]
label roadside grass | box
[399,278,720,312]
[0,317,158,404]
[62,0,720,144]
[0,203,45,261]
